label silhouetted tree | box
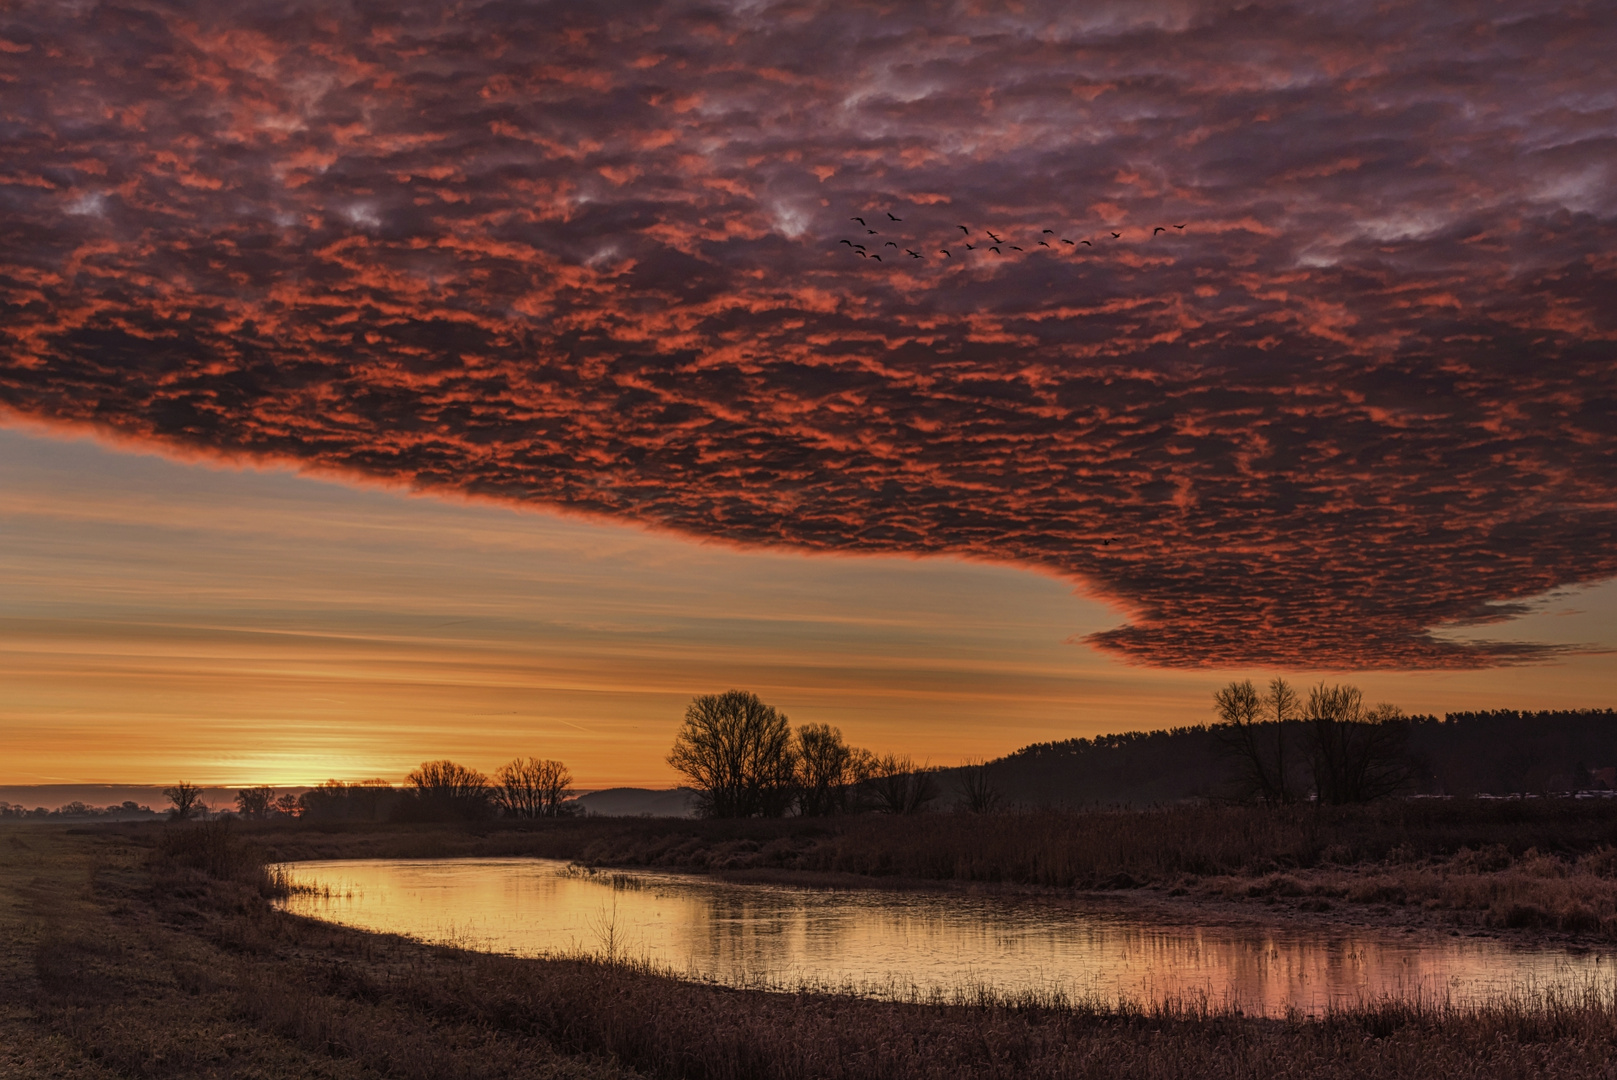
[299,779,400,822]
[668,690,797,818]
[1215,677,1301,804]
[867,754,939,814]
[955,758,1003,813]
[494,757,574,818]
[234,786,274,820]
[163,782,204,821]
[406,761,491,820]
[795,723,871,816]
[1264,677,1302,801]
[1306,684,1413,803]
[273,792,300,817]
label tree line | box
[662,683,1434,819]
[0,800,158,820]
[1213,678,1416,804]
[156,757,576,823]
[666,689,997,818]
[143,689,1613,824]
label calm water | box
[275,857,1615,1015]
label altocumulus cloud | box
[1,0,1614,668]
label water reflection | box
[275,857,1613,1015]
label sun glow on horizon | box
[3,425,1615,789]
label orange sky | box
[3,424,1614,789]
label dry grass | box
[6,818,1617,1077]
[1202,844,1617,935]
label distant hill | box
[931,726,1233,809]
[574,787,698,818]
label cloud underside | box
[2,0,1615,669]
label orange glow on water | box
[278,858,1617,1015]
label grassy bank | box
[8,818,1617,1079]
[242,798,1617,939]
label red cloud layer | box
[2,0,1615,668]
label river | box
[274,857,1615,1016]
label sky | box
[1,0,1614,788]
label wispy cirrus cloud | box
[1,0,1614,668]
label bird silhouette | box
[964,243,975,250]
[1010,245,1024,251]
[1081,240,1092,246]
[940,249,951,257]
[854,244,866,251]
[1110,231,1121,238]
[1042,229,1054,234]
[867,229,878,235]
[885,241,898,247]
[907,250,922,258]
[839,240,852,246]
[1153,227,1165,235]
[851,217,866,226]
[871,254,882,261]
[1061,239,1075,245]
[987,231,1001,242]
[1038,240,1050,247]
[958,225,970,234]
[887,213,902,221]
[990,246,1001,254]
[1173,224,1186,230]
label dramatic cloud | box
[2,0,1614,668]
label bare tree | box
[163,782,204,821]
[1263,677,1301,802]
[1215,679,1273,803]
[1306,684,1413,803]
[1215,677,1302,804]
[494,757,574,818]
[867,754,939,815]
[668,690,796,818]
[954,758,1003,813]
[298,779,401,822]
[234,786,274,820]
[795,723,862,816]
[273,792,300,817]
[406,760,492,819]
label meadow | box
[9,802,1617,1078]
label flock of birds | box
[837,212,1187,262]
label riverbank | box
[242,799,1617,946]
[8,819,1617,1079]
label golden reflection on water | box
[275,858,1614,1015]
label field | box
[8,803,1617,1078]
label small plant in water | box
[587,898,626,962]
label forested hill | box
[967,709,1617,808]
[1418,710,1617,796]
[978,727,1233,807]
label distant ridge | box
[574,787,698,818]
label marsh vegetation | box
[10,813,1617,1078]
